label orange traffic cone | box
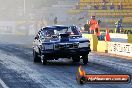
[106,28,110,41]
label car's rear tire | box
[72,56,80,62]
[82,54,88,65]
[41,55,47,65]
[33,49,41,62]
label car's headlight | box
[79,42,90,48]
[44,44,54,50]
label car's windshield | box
[41,26,80,37]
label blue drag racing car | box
[33,25,91,65]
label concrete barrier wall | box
[82,34,98,51]
[110,33,132,43]
[0,21,15,34]
[97,41,108,53]
[110,33,128,43]
[128,34,132,43]
[82,33,132,58]
[108,42,132,57]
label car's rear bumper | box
[41,47,91,59]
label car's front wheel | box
[82,54,88,65]
[41,55,47,65]
[33,49,41,62]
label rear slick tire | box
[82,55,88,65]
[33,49,41,62]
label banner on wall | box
[108,42,132,57]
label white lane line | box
[0,78,9,88]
